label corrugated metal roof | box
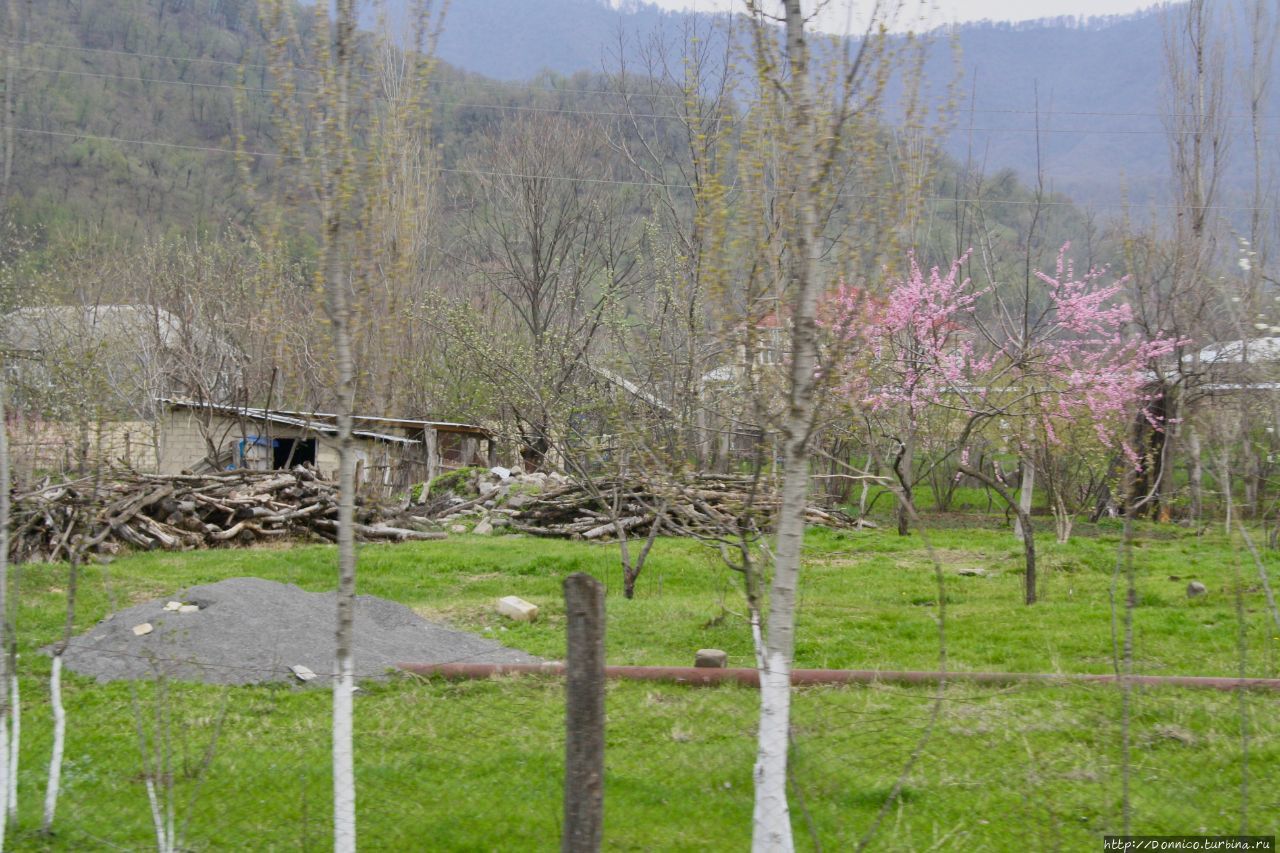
[230,405,491,435]
[161,400,425,445]
[1187,337,1280,365]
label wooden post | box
[563,573,605,853]
[423,428,439,502]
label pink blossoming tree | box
[827,245,1177,603]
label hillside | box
[419,0,1278,214]
[0,0,275,238]
[0,0,1099,270]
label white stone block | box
[132,623,154,636]
[289,665,317,682]
[496,595,538,622]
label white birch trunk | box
[145,777,168,853]
[0,380,10,851]
[1187,426,1203,521]
[8,667,17,820]
[1219,448,1233,536]
[751,4,820,848]
[325,4,358,851]
[41,655,64,833]
[0,712,8,853]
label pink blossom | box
[819,244,1179,469]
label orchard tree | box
[827,247,1175,603]
[825,253,986,534]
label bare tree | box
[609,17,740,467]
[736,2,920,846]
[1,0,21,208]
[455,111,638,468]
[1125,0,1231,519]
[259,2,448,848]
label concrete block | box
[497,595,538,622]
[132,623,154,636]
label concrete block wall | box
[157,411,218,473]
[6,418,160,481]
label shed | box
[158,399,494,492]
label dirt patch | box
[58,577,541,686]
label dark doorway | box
[273,438,317,470]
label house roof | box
[1187,336,1280,365]
[2,304,234,358]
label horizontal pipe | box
[396,662,1280,692]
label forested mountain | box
[13,0,1275,240]
[422,0,1278,213]
[0,0,1117,429]
[1,0,1095,256]
[1,0,273,238]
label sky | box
[631,0,1167,32]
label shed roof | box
[160,399,490,444]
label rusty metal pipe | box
[396,662,1280,692]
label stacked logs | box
[9,469,444,563]
[507,474,864,540]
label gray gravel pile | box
[59,577,540,685]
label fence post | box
[563,572,605,852]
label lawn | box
[4,518,1278,850]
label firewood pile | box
[500,474,865,540]
[9,469,444,563]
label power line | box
[12,124,1277,214]
[12,125,279,157]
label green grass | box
[6,521,1279,850]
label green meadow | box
[5,518,1278,850]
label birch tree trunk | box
[7,664,16,821]
[1,0,18,206]
[1218,447,1234,537]
[1188,425,1203,522]
[324,3,358,850]
[751,3,822,848]
[42,541,77,835]
[40,657,63,834]
[0,383,10,850]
